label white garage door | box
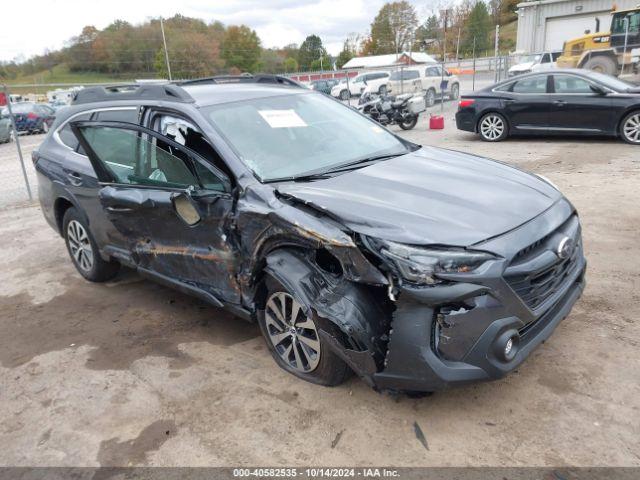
[545,12,611,51]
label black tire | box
[62,207,120,282]
[582,55,617,76]
[619,110,640,145]
[450,83,460,100]
[425,88,436,107]
[478,112,508,142]
[340,89,350,101]
[258,275,351,387]
[399,114,418,130]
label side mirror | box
[590,84,607,95]
[171,191,201,226]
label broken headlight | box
[365,238,494,285]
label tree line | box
[0,1,519,81]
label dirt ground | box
[0,114,639,467]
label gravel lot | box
[0,98,639,467]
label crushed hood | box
[276,147,562,246]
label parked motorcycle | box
[357,85,424,130]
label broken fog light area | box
[435,294,503,361]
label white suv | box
[387,65,460,106]
[330,71,390,100]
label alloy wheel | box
[480,115,505,141]
[265,292,321,373]
[623,113,640,144]
[67,220,94,272]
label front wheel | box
[478,113,508,142]
[620,111,640,145]
[425,89,436,107]
[63,207,120,282]
[340,90,350,101]
[399,114,418,130]
[258,277,350,386]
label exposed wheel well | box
[253,246,344,311]
[54,197,74,235]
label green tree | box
[283,57,298,72]
[414,15,440,52]
[298,35,326,71]
[335,35,359,68]
[370,1,418,55]
[310,54,332,71]
[221,25,261,73]
[461,1,492,56]
[259,48,285,73]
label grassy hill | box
[5,64,149,95]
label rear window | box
[512,76,548,94]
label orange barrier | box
[448,68,475,75]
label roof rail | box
[71,84,195,105]
[177,74,304,88]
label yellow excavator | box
[556,5,640,75]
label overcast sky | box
[1,0,440,62]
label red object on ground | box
[429,114,444,129]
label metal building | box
[516,0,638,53]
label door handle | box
[553,100,567,106]
[67,172,83,186]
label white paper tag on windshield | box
[258,109,307,128]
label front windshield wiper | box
[264,152,407,184]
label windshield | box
[516,54,541,64]
[203,92,408,182]
[587,71,635,91]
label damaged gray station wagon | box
[34,75,586,393]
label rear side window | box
[512,76,548,94]
[57,113,91,150]
[57,109,138,153]
[93,109,138,123]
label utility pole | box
[493,24,500,83]
[3,85,32,200]
[621,15,630,74]
[160,17,172,81]
[455,27,461,67]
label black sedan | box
[456,69,640,144]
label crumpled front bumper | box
[369,265,585,392]
[358,199,587,393]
